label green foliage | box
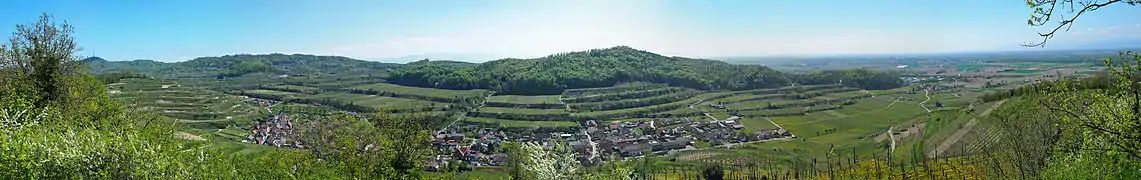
[95,71,149,84]
[701,164,725,180]
[0,13,83,107]
[502,142,580,180]
[965,51,1141,179]
[796,69,905,90]
[85,59,169,74]
[1036,51,1141,158]
[223,60,270,77]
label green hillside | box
[386,46,793,95]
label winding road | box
[919,89,932,113]
[439,92,496,132]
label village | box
[232,97,305,149]
[427,116,793,171]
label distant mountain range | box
[714,39,1141,66]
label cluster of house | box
[430,116,794,168]
[251,98,278,107]
[901,76,945,83]
[235,95,279,107]
[243,114,301,148]
[427,128,509,171]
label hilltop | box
[387,46,794,95]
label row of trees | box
[561,82,667,97]
[346,87,486,105]
[468,111,570,121]
[483,101,565,109]
[94,71,149,84]
[563,86,685,103]
[979,72,1111,102]
[567,90,700,112]
[796,69,905,90]
[569,100,696,121]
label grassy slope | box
[486,95,562,104]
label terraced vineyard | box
[464,93,573,129]
[699,84,873,118]
[239,82,489,113]
[462,83,706,129]
[346,83,491,103]
[484,95,564,109]
[106,78,265,127]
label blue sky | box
[1,0,1138,62]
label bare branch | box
[1024,0,1123,47]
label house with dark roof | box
[445,133,466,141]
[618,143,651,157]
[652,137,690,151]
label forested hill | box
[86,54,402,78]
[387,46,793,95]
[85,57,169,74]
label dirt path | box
[704,113,720,121]
[883,100,898,110]
[762,117,794,138]
[440,92,495,132]
[919,90,932,113]
[559,94,572,112]
[928,99,1007,158]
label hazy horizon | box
[3,0,1139,62]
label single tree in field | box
[0,13,82,106]
[1,13,118,124]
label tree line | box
[563,86,686,103]
[567,90,700,112]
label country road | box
[928,99,1007,158]
[919,89,932,113]
[439,92,495,132]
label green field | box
[477,107,567,115]
[486,95,562,104]
[566,89,700,112]
[465,117,578,128]
[1005,69,1042,74]
[348,83,490,99]
[263,84,321,93]
[739,117,779,131]
[306,92,441,111]
[245,89,303,96]
[571,98,700,119]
